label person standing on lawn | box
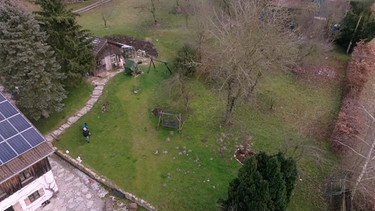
[82,127,90,143]
[82,122,88,130]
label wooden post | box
[157,113,162,130]
[346,15,362,54]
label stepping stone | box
[65,174,75,182]
[67,116,79,124]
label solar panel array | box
[0,93,45,165]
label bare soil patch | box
[293,62,342,83]
[104,34,159,58]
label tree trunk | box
[224,93,236,125]
[103,17,107,28]
[150,0,158,25]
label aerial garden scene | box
[9,0,375,210]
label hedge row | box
[331,41,375,152]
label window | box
[28,191,40,203]
[110,55,117,63]
[19,169,33,185]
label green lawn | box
[55,68,239,210]
[36,0,346,210]
[53,69,341,210]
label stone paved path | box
[35,154,107,211]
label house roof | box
[0,93,55,184]
[92,37,108,55]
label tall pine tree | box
[0,0,66,120]
[221,152,297,211]
[335,0,375,52]
[34,0,94,87]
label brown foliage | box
[331,98,363,151]
[331,41,375,152]
[345,41,375,99]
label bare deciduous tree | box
[340,105,375,210]
[136,0,159,25]
[150,0,158,25]
[199,0,299,125]
[173,0,194,27]
[100,0,114,28]
[165,73,191,112]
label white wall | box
[0,170,58,211]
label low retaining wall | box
[54,150,158,211]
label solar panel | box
[22,128,44,147]
[9,114,32,132]
[0,142,17,163]
[0,121,17,139]
[0,101,18,118]
[0,93,48,164]
[7,135,32,154]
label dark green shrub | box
[220,152,297,211]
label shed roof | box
[91,37,135,57]
[92,37,108,55]
[0,93,54,184]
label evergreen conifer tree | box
[0,0,67,120]
[221,152,297,211]
[336,0,375,52]
[34,0,94,87]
